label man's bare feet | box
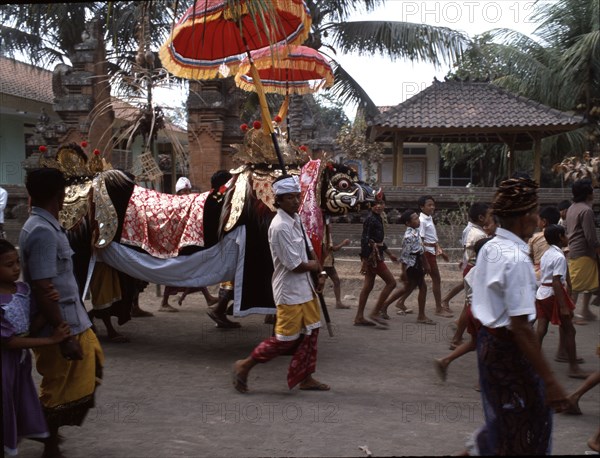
[563,394,582,415]
[368,314,389,326]
[159,304,179,312]
[232,361,249,393]
[206,296,219,307]
[568,370,592,380]
[207,309,241,328]
[441,301,452,313]
[335,303,351,309]
[299,375,330,391]
[434,358,448,382]
[131,307,154,317]
[588,435,600,453]
[435,309,454,318]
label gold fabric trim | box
[92,174,118,248]
[59,180,92,230]
[224,171,249,232]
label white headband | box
[272,176,301,195]
[175,177,192,193]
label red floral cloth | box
[120,186,208,258]
[299,159,324,260]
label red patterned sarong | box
[465,303,481,337]
[251,329,320,389]
[121,186,208,258]
[535,283,576,325]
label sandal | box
[354,320,376,327]
[368,315,389,326]
[299,382,330,391]
[417,318,436,325]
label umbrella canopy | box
[235,44,334,95]
[159,0,311,80]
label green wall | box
[0,115,26,184]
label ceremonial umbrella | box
[159,0,312,170]
[159,0,311,80]
[235,44,334,97]
[235,44,334,143]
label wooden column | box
[533,135,542,184]
[507,147,514,178]
[393,134,404,187]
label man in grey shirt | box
[19,168,104,456]
[565,178,600,323]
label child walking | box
[535,224,588,379]
[434,237,493,381]
[1,239,70,456]
[418,195,452,318]
[381,209,433,324]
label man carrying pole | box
[233,175,330,393]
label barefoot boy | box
[418,195,452,318]
[535,224,588,379]
[382,209,433,324]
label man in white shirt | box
[233,175,328,393]
[466,176,568,455]
[418,195,452,318]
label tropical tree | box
[336,114,384,183]
[303,0,469,118]
[467,0,599,157]
[438,0,600,186]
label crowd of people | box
[2,167,599,456]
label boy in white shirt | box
[535,224,588,379]
[418,195,452,318]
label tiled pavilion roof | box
[368,79,584,148]
[0,56,54,104]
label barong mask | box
[322,163,377,215]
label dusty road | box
[19,259,599,457]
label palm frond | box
[328,59,378,119]
[329,20,468,66]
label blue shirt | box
[19,207,92,336]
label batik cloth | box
[468,327,552,456]
[33,328,104,428]
[252,328,320,389]
[121,186,209,258]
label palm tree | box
[303,0,469,118]
[468,0,599,155]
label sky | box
[155,0,554,119]
[331,0,552,116]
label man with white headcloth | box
[175,176,192,195]
[232,174,330,393]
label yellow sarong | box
[569,256,599,292]
[274,296,321,341]
[90,262,122,310]
[33,328,104,409]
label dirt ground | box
[19,258,600,457]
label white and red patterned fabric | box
[120,186,209,258]
[299,159,324,260]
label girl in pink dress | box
[1,239,69,456]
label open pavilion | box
[367,79,585,186]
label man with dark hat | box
[465,177,568,455]
[232,175,329,393]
